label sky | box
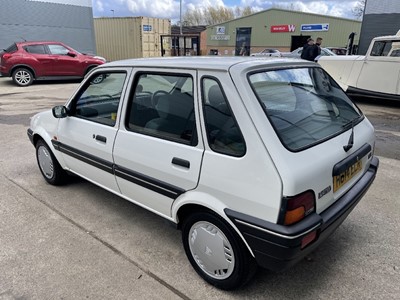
[92,0,363,22]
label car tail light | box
[281,191,315,225]
[2,53,11,60]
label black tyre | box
[91,73,105,84]
[12,68,34,86]
[35,139,68,185]
[182,211,257,290]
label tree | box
[353,0,366,20]
[182,5,254,26]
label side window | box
[202,78,246,156]
[71,72,126,126]
[48,44,69,55]
[23,45,46,54]
[126,73,196,145]
[370,41,394,57]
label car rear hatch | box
[247,65,376,215]
[0,43,18,69]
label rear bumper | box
[0,66,10,77]
[225,156,379,272]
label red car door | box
[46,44,83,76]
[23,44,54,76]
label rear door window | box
[201,78,246,156]
[249,67,362,151]
[126,73,197,145]
[23,44,47,54]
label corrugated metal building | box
[359,0,400,54]
[94,17,171,61]
[206,8,361,56]
[0,0,96,54]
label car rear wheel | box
[12,68,34,86]
[182,211,257,290]
[36,139,68,185]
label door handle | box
[94,134,107,143]
[172,157,190,169]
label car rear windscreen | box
[249,67,362,151]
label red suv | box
[0,41,106,86]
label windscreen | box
[249,67,362,151]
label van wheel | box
[182,211,257,290]
[36,139,68,185]
[12,68,34,86]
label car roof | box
[102,56,315,71]
[373,35,400,41]
[16,41,64,46]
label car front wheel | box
[182,211,257,290]
[36,139,68,185]
[12,68,34,86]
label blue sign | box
[143,25,152,32]
[301,24,329,32]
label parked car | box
[0,41,106,86]
[281,47,336,60]
[27,57,378,290]
[326,47,348,55]
[319,32,400,101]
[251,48,282,57]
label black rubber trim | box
[347,86,400,102]
[225,156,379,272]
[27,128,34,145]
[332,143,371,176]
[114,165,185,199]
[51,140,185,199]
[52,140,113,174]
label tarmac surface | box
[0,77,399,299]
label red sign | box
[271,25,296,33]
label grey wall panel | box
[0,0,96,54]
[365,0,400,14]
[358,14,400,54]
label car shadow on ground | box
[0,77,82,87]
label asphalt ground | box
[0,77,399,299]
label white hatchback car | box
[28,57,379,290]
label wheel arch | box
[31,130,66,170]
[84,64,100,76]
[11,64,36,78]
[172,193,255,257]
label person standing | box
[300,38,315,61]
[315,37,323,56]
[301,37,323,61]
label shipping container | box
[94,17,171,61]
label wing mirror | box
[67,51,77,57]
[52,106,68,118]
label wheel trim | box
[37,145,54,179]
[188,221,235,280]
[91,74,103,84]
[15,70,31,85]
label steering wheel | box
[151,90,169,108]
